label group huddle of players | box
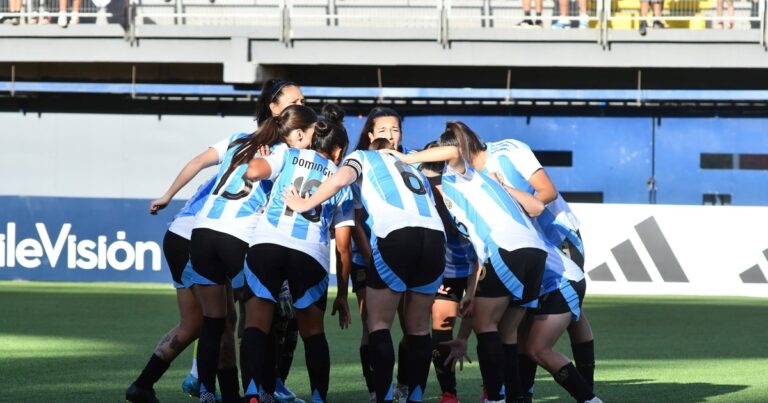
[125,79,601,403]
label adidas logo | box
[588,216,690,283]
[588,216,768,285]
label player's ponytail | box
[312,104,349,160]
[443,121,486,160]
[228,104,317,172]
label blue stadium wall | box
[1,111,767,283]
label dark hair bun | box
[321,104,345,125]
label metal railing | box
[4,0,767,47]
[0,0,111,24]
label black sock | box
[572,340,595,389]
[518,353,538,397]
[503,344,522,402]
[198,316,226,395]
[405,334,431,403]
[261,334,278,394]
[553,363,594,401]
[134,353,170,389]
[217,367,240,403]
[431,329,456,394]
[396,339,408,387]
[303,333,330,402]
[476,332,505,401]
[279,318,299,381]
[360,344,375,393]
[241,327,267,398]
[369,329,395,403]
[524,10,531,17]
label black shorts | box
[368,227,446,294]
[245,243,328,311]
[189,228,248,285]
[434,276,468,303]
[475,247,547,306]
[163,230,190,287]
[351,263,368,293]
[536,279,586,321]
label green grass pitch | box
[1,281,767,402]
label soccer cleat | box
[392,384,408,402]
[516,19,535,28]
[248,398,260,403]
[125,383,159,403]
[479,384,487,402]
[639,21,648,36]
[652,21,664,29]
[551,20,571,29]
[369,392,377,403]
[439,391,460,403]
[69,11,79,25]
[182,373,200,397]
[274,379,299,402]
[584,398,603,403]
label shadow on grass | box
[594,378,750,403]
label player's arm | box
[333,225,353,329]
[381,146,460,166]
[352,209,372,263]
[528,169,558,205]
[245,158,273,181]
[283,166,357,213]
[150,148,219,214]
[492,175,545,217]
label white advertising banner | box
[572,204,768,298]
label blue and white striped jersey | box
[444,232,476,279]
[193,134,280,243]
[484,139,583,255]
[251,148,355,271]
[168,176,216,240]
[342,150,444,240]
[440,159,546,267]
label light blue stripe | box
[479,180,528,227]
[412,170,433,218]
[244,267,276,302]
[182,265,217,287]
[293,275,329,309]
[371,236,406,292]
[440,182,494,245]
[366,151,404,210]
[409,385,423,402]
[409,272,443,294]
[231,269,245,289]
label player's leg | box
[431,280,463,402]
[217,283,241,403]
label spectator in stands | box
[716,0,734,29]
[639,0,664,35]
[552,0,590,28]
[1,0,23,25]
[518,0,544,27]
[57,0,81,27]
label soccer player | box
[239,106,354,403]
[148,103,317,403]
[351,107,414,402]
[180,78,308,403]
[417,141,475,403]
[126,177,224,403]
[380,131,548,403]
[283,137,446,403]
[445,122,596,395]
